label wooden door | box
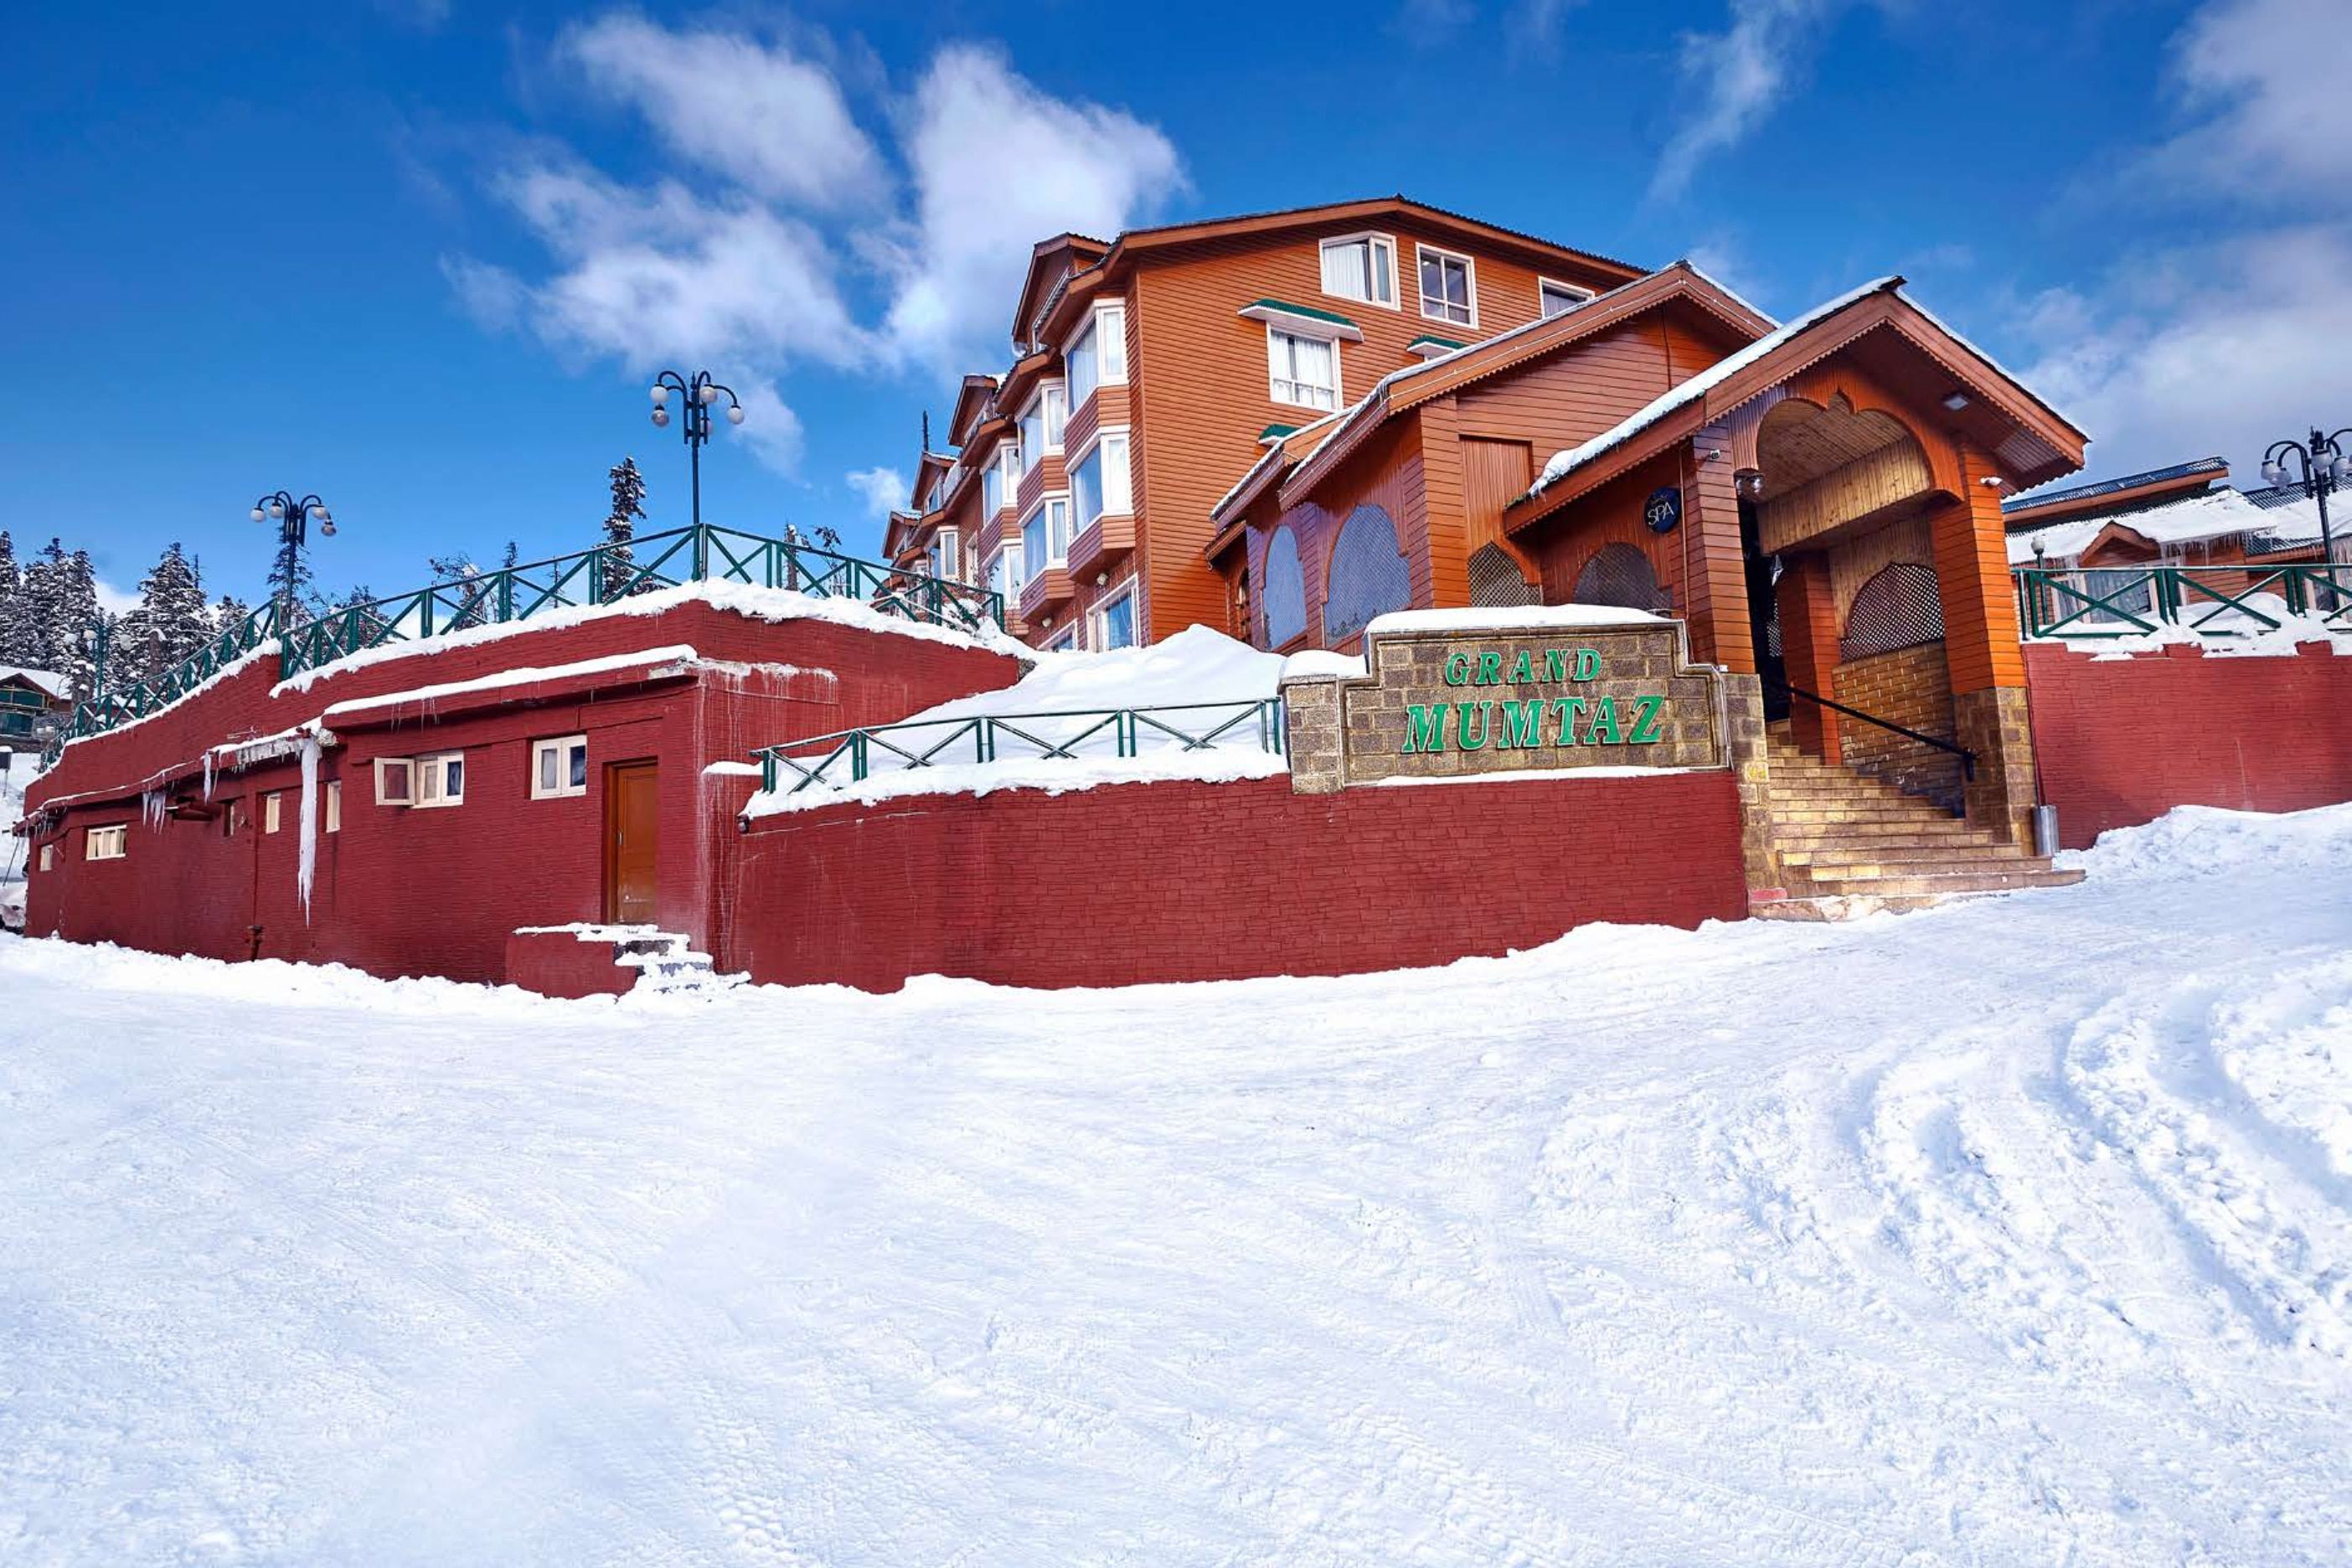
[604,761,659,926]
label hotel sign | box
[1280,610,1730,793]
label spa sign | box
[1278,611,1731,794]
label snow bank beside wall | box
[2024,639,2352,848]
[730,769,1747,991]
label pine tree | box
[501,540,519,570]
[56,550,101,700]
[604,456,647,598]
[268,532,314,627]
[212,593,253,640]
[426,553,491,631]
[128,543,211,683]
[0,530,28,668]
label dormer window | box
[1540,278,1594,317]
[1065,304,1128,410]
[1319,234,1396,308]
[1417,245,1477,328]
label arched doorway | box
[1834,560,1962,809]
[1322,504,1412,645]
[1570,543,1669,611]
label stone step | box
[1779,841,2031,868]
[1797,866,2086,898]
[1769,822,1998,845]
[1768,807,1968,828]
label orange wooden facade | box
[895,199,1642,651]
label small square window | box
[376,758,414,806]
[415,753,464,808]
[1319,234,1397,307]
[326,780,342,833]
[533,735,590,800]
[264,792,283,834]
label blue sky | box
[6,0,2347,609]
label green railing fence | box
[45,524,999,761]
[753,697,1288,797]
[2014,562,2352,640]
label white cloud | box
[446,20,1186,478]
[879,44,1183,369]
[560,16,886,209]
[1651,0,1836,202]
[2014,0,2352,480]
[845,467,908,518]
[2156,0,2352,202]
[93,579,139,617]
[2019,224,2352,477]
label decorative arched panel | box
[1321,504,1412,644]
[1840,562,1944,660]
[1258,525,1308,649]
[1467,543,1540,608]
[1570,542,1669,612]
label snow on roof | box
[0,668,67,700]
[1530,278,1899,497]
[1365,605,1665,637]
[745,626,1288,818]
[317,646,720,721]
[274,580,1018,698]
[2004,487,2283,565]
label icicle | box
[203,749,215,801]
[143,788,167,829]
[297,734,320,924]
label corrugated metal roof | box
[2001,456,2227,517]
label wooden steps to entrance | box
[1756,725,2081,917]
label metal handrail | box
[752,696,1287,795]
[2012,562,2350,639]
[46,524,1005,756]
[1765,676,1975,781]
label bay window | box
[1024,495,1071,579]
[1417,245,1476,327]
[929,529,962,583]
[988,548,1025,606]
[1019,383,1067,459]
[1319,234,1397,307]
[999,440,1024,498]
[1267,328,1340,410]
[1070,432,1132,533]
[982,458,1002,518]
[1065,304,1127,410]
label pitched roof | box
[1513,277,2089,525]
[2002,456,2229,524]
[2004,486,2277,564]
[0,668,67,700]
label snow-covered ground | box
[0,765,28,928]
[5,806,2352,1564]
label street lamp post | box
[2261,426,2352,596]
[250,490,338,622]
[648,370,745,534]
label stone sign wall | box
[1282,610,1731,794]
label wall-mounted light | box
[1942,392,1972,412]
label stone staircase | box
[1758,724,2081,916]
[613,929,748,995]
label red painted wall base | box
[729,770,1751,992]
[2024,640,2352,848]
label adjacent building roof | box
[2001,456,2230,525]
[0,668,67,701]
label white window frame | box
[414,752,465,809]
[39,843,55,873]
[85,824,126,861]
[532,735,589,801]
[1046,627,1078,653]
[1266,325,1342,411]
[1539,277,1594,318]
[1019,383,1067,461]
[931,529,962,583]
[1068,430,1132,534]
[375,756,415,807]
[1064,302,1128,410]
[264,792,283,834]
[325,780,342,833]
[1318,232,1398,309]
[1090,580,1140,651]
[1042,383,1066,451]
[1416,243,1478,328]
[999,440,1024,499]
[981,456,1003,519]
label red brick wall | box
[728,770,1749,992]
[2024,640,2352,848]
[21,600,1020,981]
[506,929,637,999]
